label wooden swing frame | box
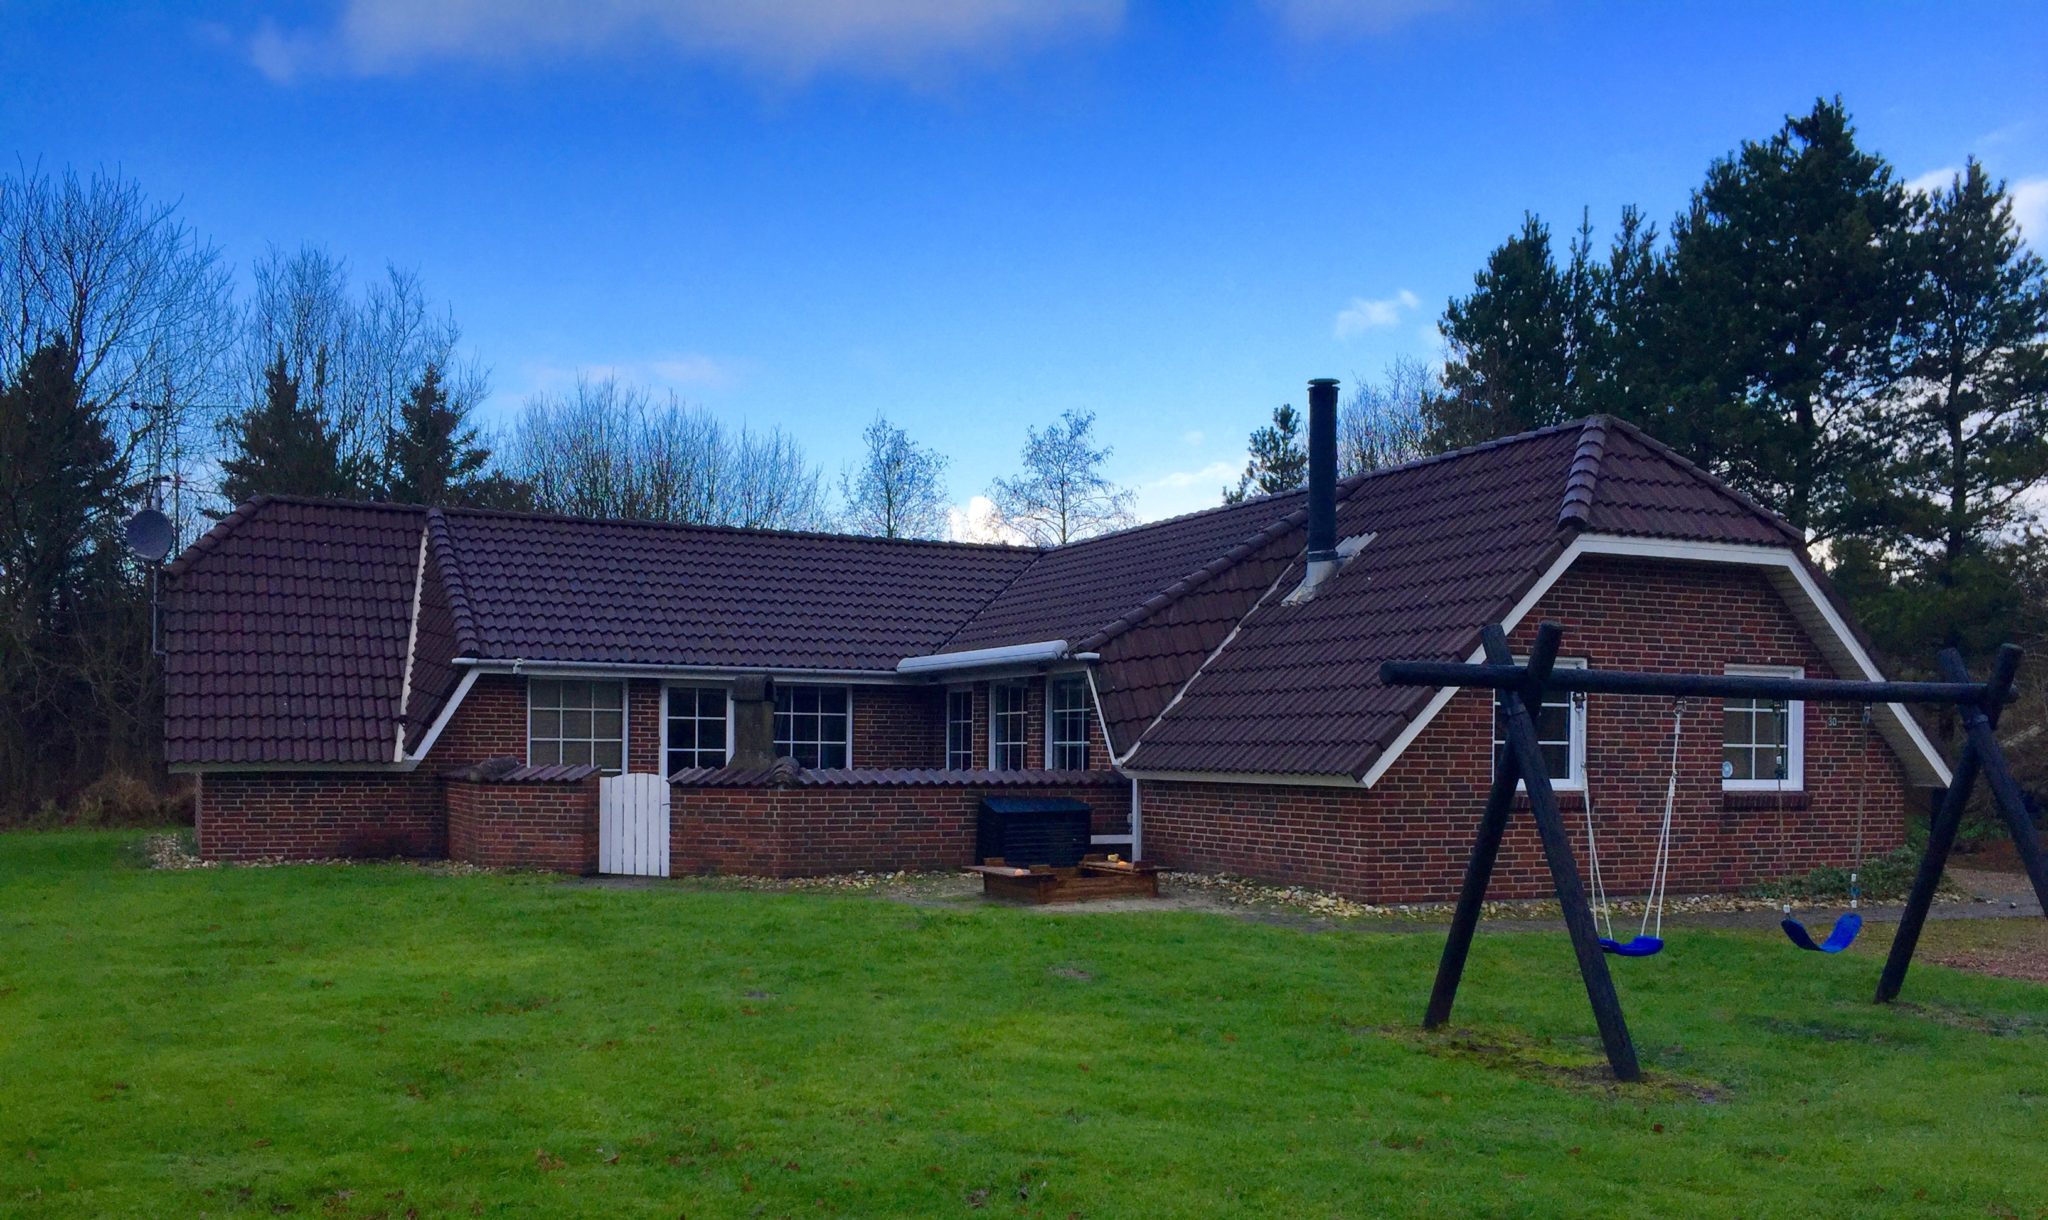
[1380,621,2047,1082]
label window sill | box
[1721,790,1809,812]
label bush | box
[1745,844,1923,904]
[13,772,194,830]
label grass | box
[1,832,2044,1218]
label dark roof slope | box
[1122,424,1587,776]
[433,509,1039,671]
[164,498,425,765]
[941,491,1309,652]
[1119,416,1802,778]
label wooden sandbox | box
[965,855,1164,904]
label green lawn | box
[1,833,2043,1218]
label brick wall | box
[672,776,1131,876]
[851,685,946,768]
[196,771,444,860]
[447,777,599,872]
[1138,557,1917,904]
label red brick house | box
[165,406,1950,902]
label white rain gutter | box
[895,639,1094,675]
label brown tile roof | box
[164,416,1805,771]
[164,498,426,765]
[1116,417,1801,777]
[669,765,1120,788]
[431,508,1039,670]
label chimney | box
[1289,377,1342,602]
[730,674,777,769]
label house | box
[163,389,1951,902]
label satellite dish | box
[124,508,175,564]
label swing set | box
[1382,621,2048,1082]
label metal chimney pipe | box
[1306,378,1339,564]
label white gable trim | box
[1353,534,1951,789]
[393,525,430,762]
[405,667,481,763]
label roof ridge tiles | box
[435,502,1044,553]
[424,508,481,658]
[1557,416,1611,529]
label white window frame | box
[659,682,735,778]
[775,683,855,770]
[1492,657,1588,792]
[1045,673,1091,770]
[945,686,975,771]
[1722,664,1805,791]
[989,682,1028,771]
[526,677,629,775]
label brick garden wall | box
[447,777,599,872]
[1138,557,1918,904]
[672,775,1131,876]
[195,771,445,860]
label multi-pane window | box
[775,684,850,769]
[528,678,626,774]
[946,688,975,770]
[1723,665,1803,789]
[664,685,729,776]
[1491,659,1586,790]
[990,683,1028,770]
[1047,675,1091,770]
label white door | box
[599,774,671,877]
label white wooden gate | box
[599,774,671,877]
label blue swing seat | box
[1780,911,1863,954]
[1599,935,1665,957]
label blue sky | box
[4,1,2044,530]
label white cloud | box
[1333,289,1420,340]
[2012,177,2048,243]
[1905,166,1960,197]
[1180,429,1205,447]
[1905,169,2048,244]
[515,353,738,398]
[1263,0,1466,36]
[1131,460,1243,523]
[947,494,1027,545]
[248,0,1124,83]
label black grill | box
[976,797,1092,868]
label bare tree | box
[988,409,1135,546]
[506,374,830,529]
[840,416,949,538]
[1339,356,1440,474]
[241,245,487,495]
[0,165,236,540]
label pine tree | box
[218,346,355,507]
[1429,215,1586,449]
[384,362,525,507]
[1660,98,1913,541]
[1223,404,1307,503]
[1845,160,2048,658]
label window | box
[1491,658,1587,790]
[664,685,730,776]
[1723,665,1804,789]
[1047,675,1091,770]
[990,683,1027,770]
[945,688,975,770]
[775,684,850,769]
[528,678,626,774]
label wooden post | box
[1950,646,2048,914]
[1485,622,1641,1081]
[1424,751,1520,1029]
[1875,646,2016,1004]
